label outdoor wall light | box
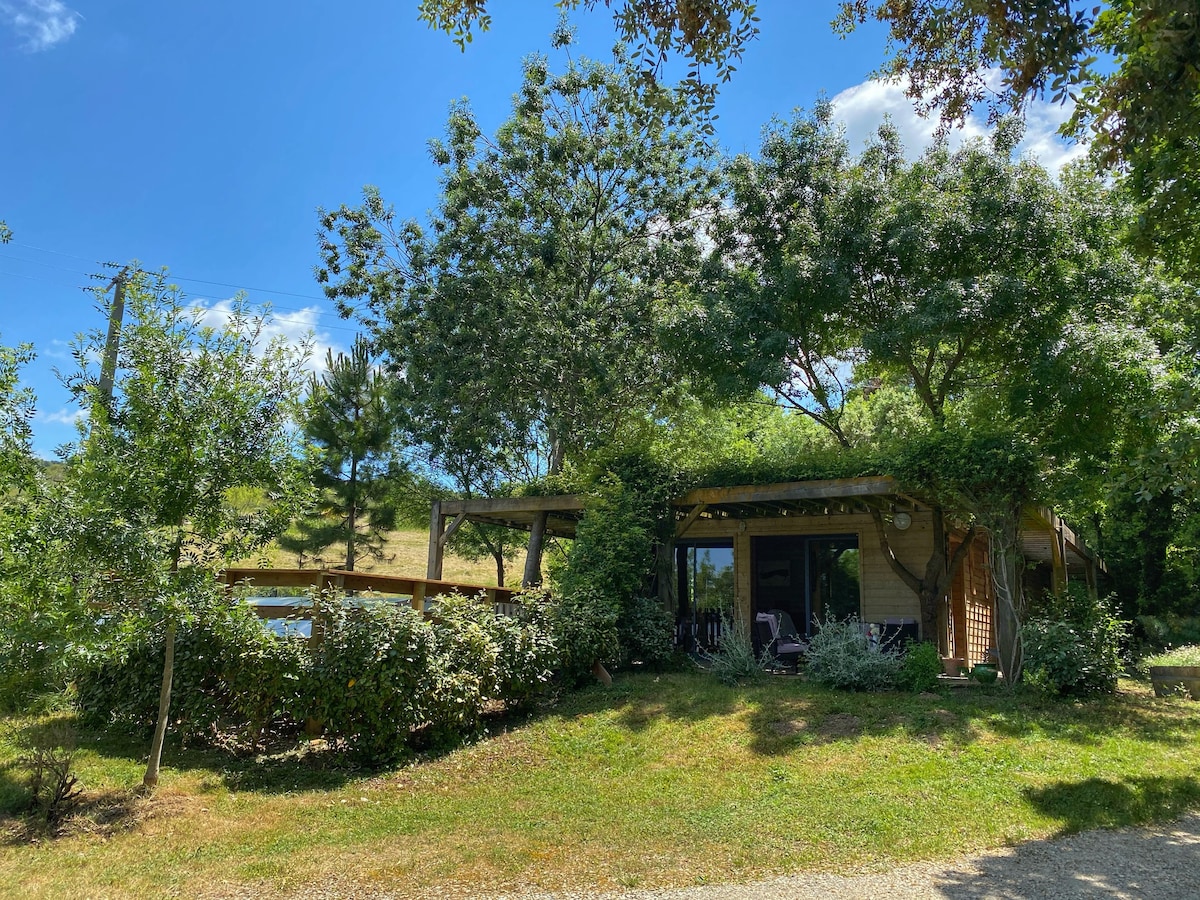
[892,511,912,530]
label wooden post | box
[97,268,128,410]
[411,581,427,614]
[734,528,751,634]
[1049,519,1068,595]
[427,500,444,580]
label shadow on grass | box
[1024,774,1200,836]
[955,686,1200,748]
[583,671,1200,758]
[603,670,744,733]
[935,800,1200,899]
[5,673,1199,817]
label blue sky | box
[0,1,1083,457]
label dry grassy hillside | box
[238,527,501,586]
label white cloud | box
[43,338,74,361]
[189,298,345,375]
[37,406,83,426]
[0,0,81,52]
[830,76,1086,174]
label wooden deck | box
[223,567,519,644]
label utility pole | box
[97,267,130,409]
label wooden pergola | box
[426,477,1103,591]
[426,495,585,580]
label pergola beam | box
[676,476,901,508]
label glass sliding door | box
[752,534,861,636]
[807,537,861,626]
[675,542,734,650]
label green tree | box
[691,109,1154,676]
[318,33,717,584]
[0,220,11,244]
[0,338,34,488]
[418,1,759,123]
[282,337,403,571]
[836,1,1200,277]
[421,3,1200,274]
[63,271,311,788]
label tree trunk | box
[523,512,548,588]
[990,524,1025,684]
[346,457,358,571]
[494,550,505,588]
[522,433,564,589]
[142,621,176,791]
[868,506,976,643]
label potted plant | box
[970,662,999,684]
[1146,645,1200,699]
[941,656,966,677]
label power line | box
[9,241,97,264]
[0,249,357,325]
[0,252,98,277]
[166,273,329,303]
[5,241,335,306]
[0,268,90,290]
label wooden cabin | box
[426,477,1101,669]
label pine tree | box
[284,337,402,571]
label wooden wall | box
[680,511,935,636]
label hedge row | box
[76,590,559,763]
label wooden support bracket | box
[675,503,708,537]
[439,511,468,547]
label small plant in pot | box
[1145,645,1200,699]
[970,662,999,684]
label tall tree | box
[64,271,311,788]
[420,3,1200,275]
[836,1,1200,277]
[690,109,1152,672]
[318,31,717,584]
[282,337,403,571]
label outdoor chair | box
[755,609,807,671]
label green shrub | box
[707,614,765,686]
[556,473,664,672]
[16,722,82,831]
[1022,588,1127,696]
[548,586,621,686]
[620,595,675,668]
[491,592,561,708]
[896,641,943,693]
[75,596,306,741]
[308,591,561,761]
[1145,645,1200,667]
[805,615,900,692]
[305,600,433,763]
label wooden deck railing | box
[222,568,519,644]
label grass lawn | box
[3,672,1200,898]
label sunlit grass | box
[3,673,1199,898]
[240,526,500,586]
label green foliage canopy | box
[319,38,718,480]
[836,1,1200,277]
[417,2,760,124]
